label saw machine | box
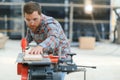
[16,38,96,80]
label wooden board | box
[23,48,43,61]
[23,54,43,61]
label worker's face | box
[24,11,41,33]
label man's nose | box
[29,20,34,25]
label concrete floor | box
[0,40,120,80]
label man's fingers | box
[29,48,35,54]
[28,46,43,54]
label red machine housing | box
[17,54,60,80]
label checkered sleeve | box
[39,23,59,49]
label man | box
[24,2,70,79]
[24,1,71,56]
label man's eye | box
[26,19,30,22]
[33,18,38,21]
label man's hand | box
[29,46,43,54]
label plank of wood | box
[23,47,43,61]
[23,54,43,61]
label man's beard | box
[30,26,39,33]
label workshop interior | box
[0,0,120,80]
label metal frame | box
[0,2,119,42]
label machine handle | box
[21,38,28,53]
[77,65,96,69]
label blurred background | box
[0,0,120,45]
[1,0,120,80]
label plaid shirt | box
[26,14,71,55]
